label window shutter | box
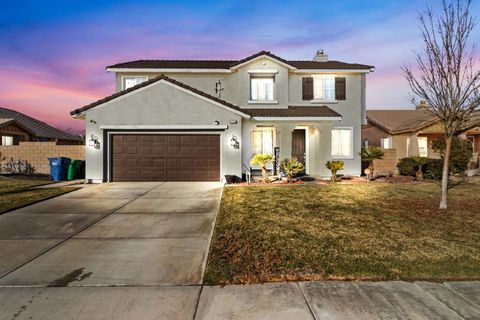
[335,77,346,100]
[302,77,313,100]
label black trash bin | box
[224,175,240,184]
[48,157,71,181]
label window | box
[251,77,274,101]
[331,128,353,158]
[381,137,393,149]
[418,137,428,157]
[123,77,148,90]
[1,136,13,145]
[313,75,335,100]
[251,127,274,156]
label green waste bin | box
[67,160,83,181]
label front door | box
[291,129,306,170]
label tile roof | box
[0,107,82,141]
[106,51,373,71]
[71,75,342,120]
[366,109,436,134]
[244,106,342,118]
[366,109,480,134]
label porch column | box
[408,133,419,157]
[275,124,295,162]
[311,123,332,177]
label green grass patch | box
[204,182,480,284]
[0,179,76,214]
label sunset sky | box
[1,0,479,132]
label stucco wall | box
[85,80,242,182]
[0,142,84,174]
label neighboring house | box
[71,50,374,182]
[0,107,83,145]
[363,103,480,164]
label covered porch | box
[242,120,333,177]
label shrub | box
[325,160,344,182]
[431,137,472,174]
[2,158,35,174]
[360,146,384,179]
[281,159,304,183]
[423,159,443,180]
[397,157,418,177]
[250,153,274,182]
[397,157,442,180]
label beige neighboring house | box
[71,50,374,183]
[362,103,480,167]
[0,107,84,174]
[0,107,82,145]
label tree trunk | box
[261,166,267,181]
[439,136,452,209]
[367,162,374,180]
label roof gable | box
[229,51,297,70]
[70,75,250,118]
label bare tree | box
[402,0,480,209]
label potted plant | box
[281,159,304,183]
[250,153,275,182]
[325,160,344,182]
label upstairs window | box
[251,77,274,101]
[331,128,353,159]
[303,76,346,101]
[313,75,335,100]
[123,76,148,90]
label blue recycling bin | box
[48,157,71,181]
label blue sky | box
[0,0,479,131]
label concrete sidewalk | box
[1,280,479,319]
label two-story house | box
[71,51,373,182]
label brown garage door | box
[111,134,220,181]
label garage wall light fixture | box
[88,134,101,149]
[230,135,239,149]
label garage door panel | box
[126,146,138,154]
[111,134,220,181]
[126,136,139,142]
[166,147,180,155]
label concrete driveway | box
[0,182,223,287]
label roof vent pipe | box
[313,49,328,62]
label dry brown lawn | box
[204,182,480,285]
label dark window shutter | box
[335,77,346,100]
[302,77,313,100]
